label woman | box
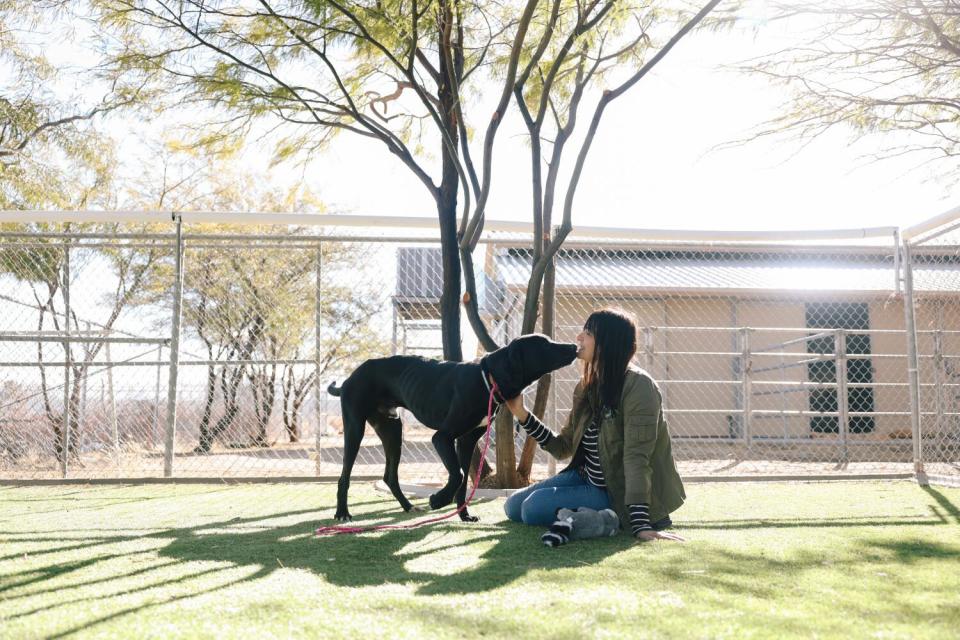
[503,308,686,544]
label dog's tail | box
[327,381,342,397]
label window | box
[805,302,876,434]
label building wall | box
[537,291,919,441]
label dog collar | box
[480,368,507,405]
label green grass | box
[1,480,958,640]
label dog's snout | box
[559,342,577,364]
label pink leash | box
[315,382,499,536]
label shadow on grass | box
[921,485,960,524]
[4,485,960,638]
[155,503,635,596]
[0,494,633,638]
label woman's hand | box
[505,395,529,423]
[635,530,686,543]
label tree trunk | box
[493,409,520,487]
[517,258,557,483]
[436,9,463,363]
[438,198,462,363]
[287,411,300,443]
[55,373,84,463]
[249,364,276,447]
[197,365,244,453]
[469,441,494,486]
[196,365,218,453]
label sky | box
[30,3,958,234]
[283,16,955,234]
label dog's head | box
[480,333,578,400]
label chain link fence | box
[903,209,960,486]
[2,213,958,486]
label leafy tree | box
[125,152,388,453]
[0,0,148,210]
[89,0,724,486]
[734,0,960,181]
[93,0,536,362]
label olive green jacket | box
[542,367,686,526]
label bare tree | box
[456,0,727,485]
[732,0,960,180]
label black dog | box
[327,334,577,522]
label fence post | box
[548,380,557,477]
[80,321,90,444]
[933,328,943,433]
[740,327,752,449]
[61,240,71,478]
[900,241,924,475]
[643,327,654,372]
[153,344,162,450]
[104,328,119,459]
[163,215,184,477]
[836,329,849,463]
[391,302,398,356]
[893,229,902,296]
[314,243,323,477]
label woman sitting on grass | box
[504,308,686,545]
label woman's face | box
[576,327,595,362]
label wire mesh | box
[0,217,951,483]
[492,243,913,478]
[904,224,960,484]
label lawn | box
[1,480,958,639]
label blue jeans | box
[503,469,612,527]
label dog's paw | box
[410,504,430,513]
[334,511,352,522]
[429,492,448,510]
[459,511,480,523]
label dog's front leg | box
[428,431,462,511]
[453,426,486,522]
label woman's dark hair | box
[581,308,638,412]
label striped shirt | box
[580,414,605,488]
[518,411,652,535]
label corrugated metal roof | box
[496,254,960,295]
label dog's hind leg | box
[428,431,462,511]
[453,426,486,522]
[335,406,365,522]
[370,414,416,513]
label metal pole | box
[80,321,90,445]
[741,327,752,450]
[391,300,398,356]
[901,242,924,475]
[643,327,654,373]
[893,229,902,296]
[933,327,944,433]
[153,344,162,450]
[163,216,184,477]
[314,243,323,477]
[836,329,849,464]
[61,242,71,478]
[105,331,119,458]
[544,256,557,478]
[548,382,557,477]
